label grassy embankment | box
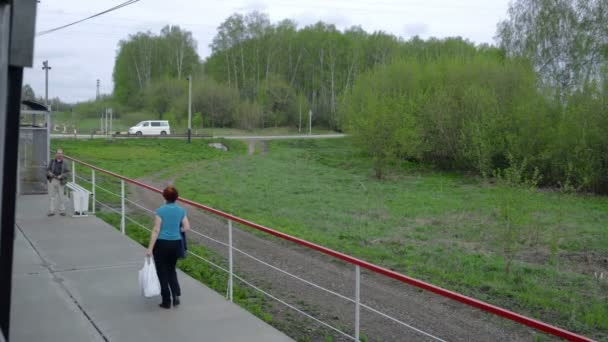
[55,137,608,341]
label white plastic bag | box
[138,257,161,298]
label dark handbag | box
[178,231,187,259]
[46,160,54,182]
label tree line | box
[204,12,492,129]
[103,0,607,193]
[110,12,495,131]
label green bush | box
[342,54,608,193]
[342,56,538,177]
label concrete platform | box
[11,195,292,342]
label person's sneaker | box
[59,212,66,216]
[159,302,171,309]
[173,297,180,307]
[47,212,55,217]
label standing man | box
[46,149,70,216]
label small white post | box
[91,169,96,214]
[109,110,113,137]
[355,265,361,341]
[71,160,76,183]
[228,219,234,302]
[105,109,108,138]
[120,179,125,234]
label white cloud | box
[238,0,268,13]
[403,22,430,38]
[292,11,352,29]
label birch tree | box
[160,25,199,80]
[497,0,608,99]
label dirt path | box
[247,140,269,155]
[129,171,553,342]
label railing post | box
[228,219,233,302]
[91,169,96,214]
[120,179,125,235]
[71,160,76,184]
[355,265,360,341]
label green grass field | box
[53,137,608,340]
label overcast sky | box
[24,0,509,103]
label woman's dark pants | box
[153,239,181,305]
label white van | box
[128,120,170,136]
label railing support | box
[71,160,76,184]
[120,179,125,234]
[91,169,96,214]
[355,265,360,341]
[228,219,234,302]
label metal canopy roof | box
[21,100,47,112]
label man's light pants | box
[48,178,66,214]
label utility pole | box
[309,91,315,135]
[104,108,108,138]
[298,100,302,133]
[309,109,312,135]
[108,108,113,137]
[40,60,51,127]
[96,79,100,100]
[42,60,51,108]
[187,75,192,143]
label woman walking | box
[146,186,190,309]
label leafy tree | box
[144,79,186,119]
[341,60,422,178]
[496,0,608,100]
[21,84,36,101]
[191,112,203,132]
[234,100,263,131]
[159,25,199,80]
[191,76,240,128]
[257,75,297,127]
[113,27,200,107]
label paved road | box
[50,133,347,140]
[217,134,346,140]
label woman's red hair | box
[162,186,179,203]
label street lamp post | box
[187,75,192,144]
[42,61,52,154]
[309,109,312,135]
[42,60,51,108]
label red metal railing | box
[65,155,595,342]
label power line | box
[37,0,142,36]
